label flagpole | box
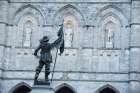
[51,23,64,84]
[51,19,64,83]
[51,47,59,83]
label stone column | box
[0,0,8,73]
[129,1,140,93]
[0,0,8,93]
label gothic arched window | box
[102,15,121,49]
[99,87,116,93]
[96,85,120,93]
[64,16,76,47]
[12,85,31,93]
[55,86,75,93]
[9,82,31,93]
[23,20,33,47]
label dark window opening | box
[12,85,31,93]
[99,88,116,93]
[56,86,75,93]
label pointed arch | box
[13,4,45,26]
[95,5,128,26]
[95,84,120,93]
[55,4,84,19]
[94,5,129,48]
[102,13,121,48]
[55,83,77,93]
[14,4,41,16]
[8,82,31,93]
[53,4,85,26]
[102,12,122,26]
[13,4,44,48]
[96,5,124,18]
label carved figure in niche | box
[23,21,32,47]
[105,22,115,48]
[64,18,74,47]
[106,28,114,43]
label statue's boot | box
[34,73,39,85]
[45,71,50,81]
[45,72,51,85]
[45,75,50,85]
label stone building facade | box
[0,0,140,93]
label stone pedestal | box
[106,42,113,48]
[30,85,54,93]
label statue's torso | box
[40,42,52,63]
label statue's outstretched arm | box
[51,24,64,49]
[34,45,41,56]
[51,37,62,49]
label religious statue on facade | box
[34,24,64,85]
[107,28,114,43]
[105,26,114,48]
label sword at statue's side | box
[51,22,64,83]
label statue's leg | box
[45,62,50,81]
[34,61,44,81]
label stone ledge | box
[1,77,129,83]
[3,70,130,74]
[9,0,131,3]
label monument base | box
[34,80,50,85]
[30,85,54,93]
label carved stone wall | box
[0,0,139,93]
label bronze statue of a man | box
[34,35,62,84]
